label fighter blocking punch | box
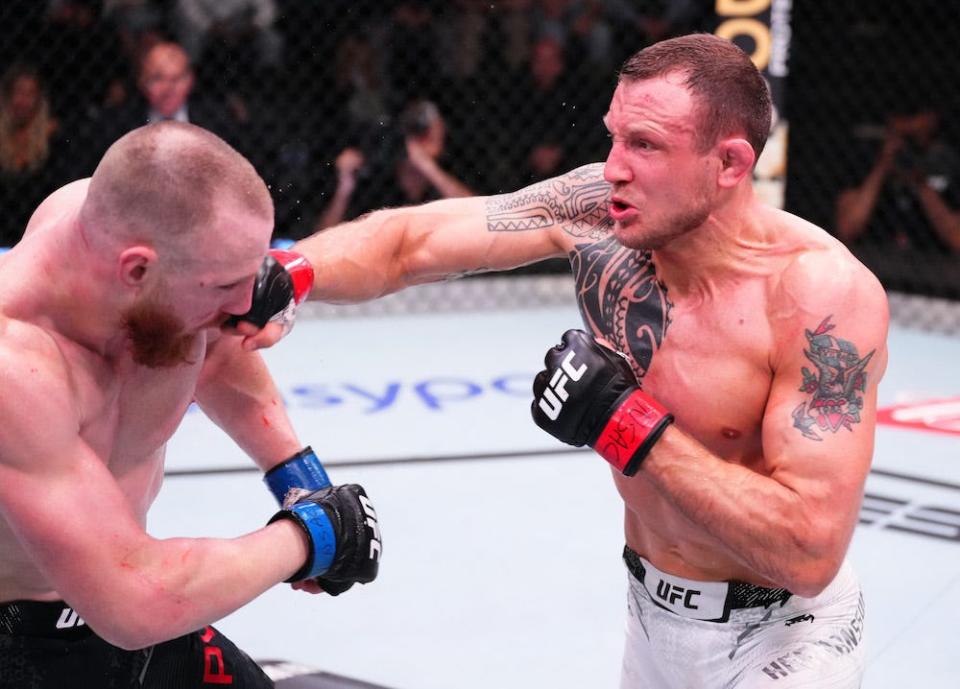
[240,251,382,594]
[532,329,674,476]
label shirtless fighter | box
[252,34,889,687]
[0,122,380,688]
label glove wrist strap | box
[264,446,331,505]
[592,389,674,476]
[269,502,337,582]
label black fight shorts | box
[0,600,274,689]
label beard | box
[122,297,200,369]
[615,194,713,251]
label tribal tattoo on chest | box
[792,316,875,441]
[570,236,672,385]
[485,163,671,384]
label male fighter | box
[253,34,888,687]
[0,122,380,688]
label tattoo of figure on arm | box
[484,163,613,240]
[791,316,876,441]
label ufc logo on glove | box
[536,351,588,420]
[531,330,674,477]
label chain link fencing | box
[1,1,957,328]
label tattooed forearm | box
[791,316,876,441]
[485,163,613,240]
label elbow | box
[82,588,195,650]
[97,626,162,652]
[93,604,192,650]
[780,521,847,597]
[782,559,842,598]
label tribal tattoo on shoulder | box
[570,235,671,384]
[792,316,875,441]
[484,163,613,240]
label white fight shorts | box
[620,547,865,689]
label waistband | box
[623,546,792,623]
[0,600,93,640]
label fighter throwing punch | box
[0,122,380,689]
[247,33,889,687]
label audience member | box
[0,65,67,247]
[87,40,247,173]
[316,100,473,231]
[836,104,960,253]
[503,36,606,187]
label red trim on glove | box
[594,390,673,475]
[269,249,314,305]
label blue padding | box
[271,238,296,249]
[265,447,331,505]
[289,502,337,577]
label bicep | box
[0,437,148,586]
[762,307,888,527]
[301,164,611,293]
[407,163,614,277]
[0,362,149,609]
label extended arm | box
[295,163,612,304]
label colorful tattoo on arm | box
[791,316,876,441]
[484,163,613,240]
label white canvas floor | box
[153,297,960,689]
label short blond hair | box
[80,122,272,253]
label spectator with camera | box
[315,99,473,231]
[835,103,960,253]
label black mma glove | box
[227,249,314,333]
[531,329,674,476]
[269,484,381,595]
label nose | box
[223,280,255,316]
[603,142,632,185]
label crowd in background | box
[0,0,716,246]
[1,0,957,296]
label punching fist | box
[531,329,674,476]
[229,249,314,335]
[270,484,381,595]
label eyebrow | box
[218,270,258,288]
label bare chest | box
[71,344,204,477]
[571,240,773,461]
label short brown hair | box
[80,121,272,252]
[619,33,772,159]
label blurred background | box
[1,0,958,300]
[2,4,959,687]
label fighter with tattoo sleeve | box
[263,35,889,688]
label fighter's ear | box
[716,137,755,188]
[117,245,158,286]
